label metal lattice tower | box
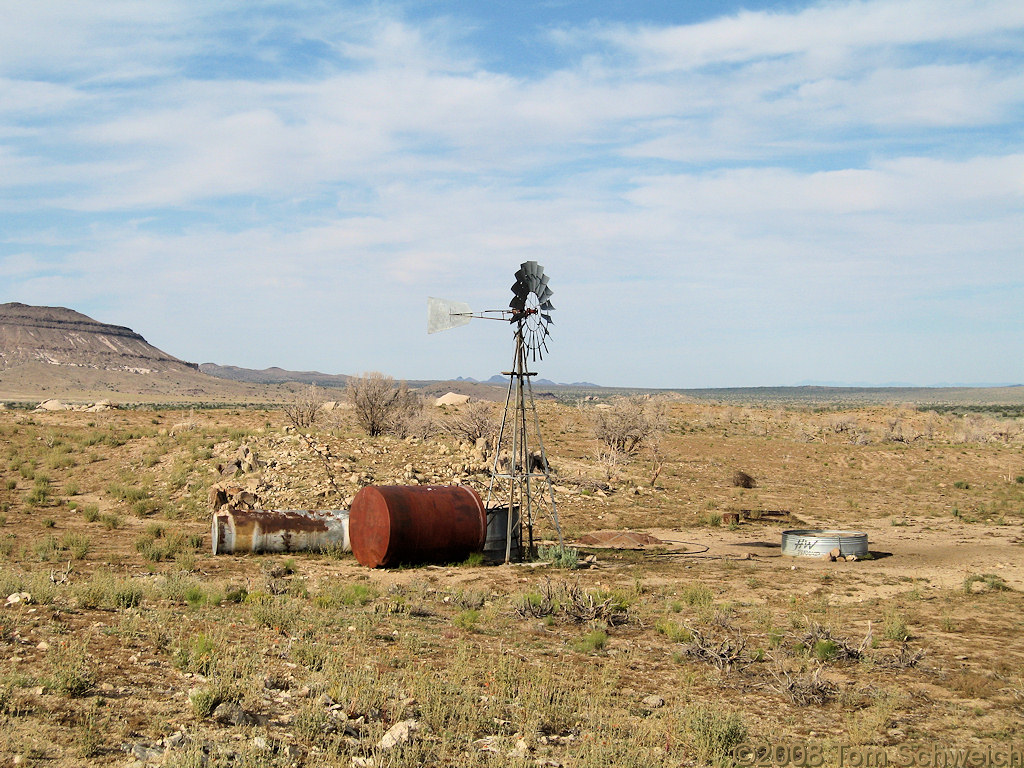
[427,261,563,562]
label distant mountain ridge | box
[200,364,350,388]
[0,302,291,402]
[0,302,197,373]
[456,375,600,387]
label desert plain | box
[0,395,1022,767]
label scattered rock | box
[5,592,31,606]
[473,736,501,753]
[212,701,258,727]
[642,694,665,709]
[36,399,69,411]
[434,393,471,407]
[165,731,189,750]
[377,719,423,751]
[508,737,530,758]
[126,742,164,762]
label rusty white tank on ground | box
[781,529,869,558]
[212,509,350,554]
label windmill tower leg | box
[486,323,563,562]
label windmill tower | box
[427,261,563,562]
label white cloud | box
[1,0,1022,386]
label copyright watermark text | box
[733,743,1024,768]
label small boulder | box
[212,701,257,726]
[434,392,471,407]
[377,719,423,751]
[36,399,68,411]
[642,694,665,709]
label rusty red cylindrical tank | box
[349,485,486,568]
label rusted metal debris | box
[212,508,350,554]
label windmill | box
[428,261,564,562]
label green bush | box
[963,573,1010,593]
[685,704,747,767]
[812,639,840,661]
[537,543,580,569]
[454,609,480,631]
[574,628,608,653]
[60,532,91,560]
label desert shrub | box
[453,609,481,631]
[685,704,747,766]
[107,483,150,503]
[283,384,325,430]
[47,639,96,697]
[26,485,51,507]
[813,639,840,662]
[249,597,300,632]
[953,480,970,490]
[386,384,432,438]
[346,372,403,437]
[732,471,756,488]
[679,583,714,607]
[99,513,122,530]
[537,543,579,569]
[442,400,498,445]
[592,397,665,456]
[656,619,693,643]
[574,628,608,653]
[60,532,91,560]
[882,612,909,641]
[315,581,377,608]
[963,573,1010,593]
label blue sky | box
[1,0,1022,388]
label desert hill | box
[0,303,297,403]
[0,302,197,373]
[200,363,350,388]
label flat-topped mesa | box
[0,302,198,372]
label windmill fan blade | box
[537,286,553,302]
[427,297,473,334]
[540,301,554,311]
[509,295,526,311]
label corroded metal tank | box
[349,485,486,568]
[212,509,350,554]
[483,505,520,563]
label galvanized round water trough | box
[781,529,869,558]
